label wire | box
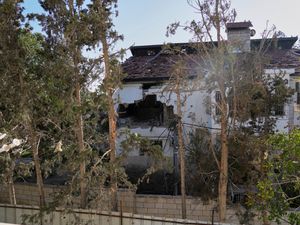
[162,129,171,152]
[155,127,168,141]
[182,122,221,130]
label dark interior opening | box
[118,95,174,126]
[142,82,161,90]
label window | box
[296,82,300,105]
[296,82,300,92]
[215,91,222,102]
[274,104,284,116]
[215,91,222,116]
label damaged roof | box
[122,37,300,82]
[122,54,201,82]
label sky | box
[23,0,300,56]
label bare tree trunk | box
[108,90,118,211]
[175,80,187,219]
[7,155,16,205]
[101,35,118,211]
[214,0,228,221]
[75,80,87,208]
[218,105,228,222]
[8,181,16,205]
[30,131,45,207]
[215,0,221,44]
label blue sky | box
[114,0,300,46]
[23,0,300,55]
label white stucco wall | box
[115,83,213,165]
[116,82,214,139]
[117,83,143,104]
[115,66,299,163]
[265,68,296,133]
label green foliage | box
[167,5,292,217]
[254,129,300,224]
[119,130,166,189]
[120,131,164,161]
[0,0,114,210]
[0,134,33,198]
[187,128,267,199]
[0,0,25,127]
[186,128,219,199]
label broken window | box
[118,95,174,127]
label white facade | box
[265,68,300,132]
[115,68,300,166]
[115,82,212,165]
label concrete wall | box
[0,183,58,206]
[118,193,240,222]
[0,184,237,222]
[0,204,233,225]
[0,183,283,225]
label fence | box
[0,204,233,225]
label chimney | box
[226,21,255,52]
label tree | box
[1,0,128,215]
[87,0,124,210]
[19,31,49,207]
[0,0,24,139]
[254,130,300,225]
[167,0,235,220]
[36,0,101,208]
[0,2,25,204]
[35,0,125,210]
[0,0,48,207]
[169,60,189,219]
[0,134,32,205]
[186,128,220,199]
[159,52,200,218]
[167,0,291,221]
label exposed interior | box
[118,95,174,127]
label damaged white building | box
[115,22,300,167]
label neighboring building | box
[115,22,300,167]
